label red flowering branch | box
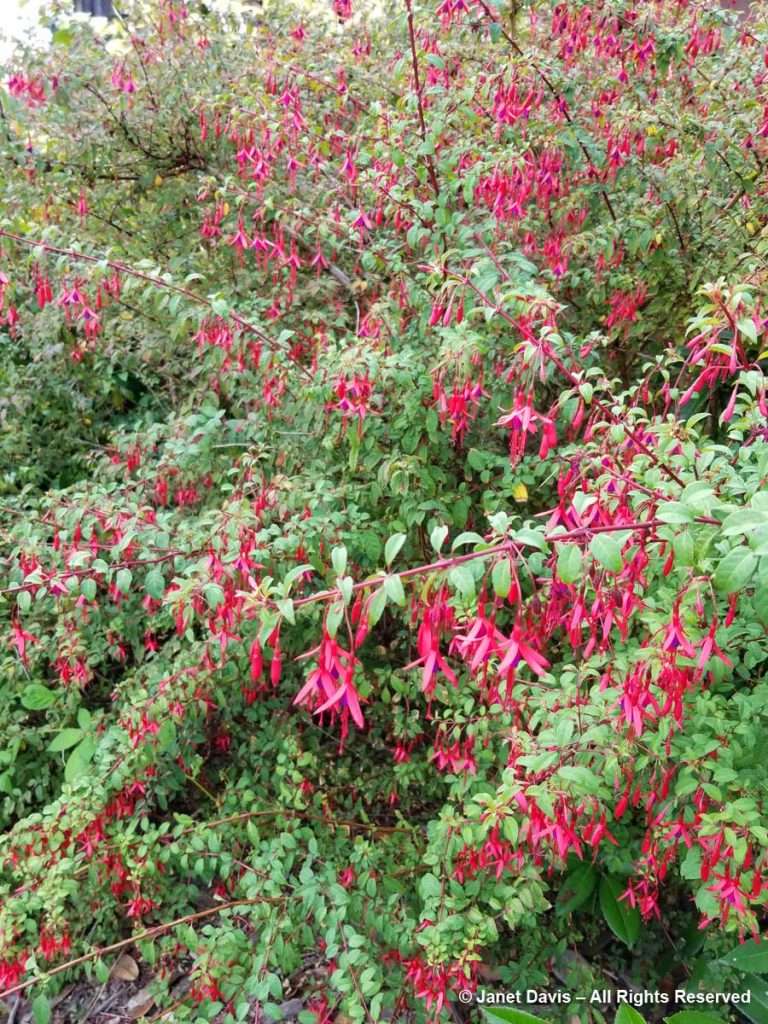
[272,515,718,614]
[456,271,687,487]
[0,896,286,1000]
[471,0,618,223]
[0,229,314,380]
[0,550,185,597]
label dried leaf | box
[112,953,140,981]
[129,997,156,1020]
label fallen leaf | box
[129,996,156,1020]
[112,953,140,982]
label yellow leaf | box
[154,175,163,186]
[512,483,528,501]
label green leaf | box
[418,872,442,900]
[656,502,694,525]
[115,568,133,595]
[368,586,388,625]
[721,509,768,538]
[384,533,406,567]
[204,583,225,609]
[589,534,624,574]
[556,544,582,584]
[80,577,97,601]
[448,564,475,598]
[338,576,354,606]
[737,975,768,1024]
[492,557,511,599]
[17,589,31,612]
[512,528,548,551]
[480,1008,547,1024]
[665,1014,726,1024]
[739,318,758,344]
[713,546,757,593]
[52,27,74,47]
[325,599,345,638]
[616,1006,646,1024]
[48,727,85,753]
[558,765,600,794]
[719,939,768,974]
[331,545,347,578]
[32,994,51,1024]
[383,574,406,606]
[556,860,597,916]
[145,570,165,600]
[599,875,640,946]
[21,685,57,711]
[65,739,95,783]
[451,531,486,550]
[284,564,314,588]
[430,525,449,554]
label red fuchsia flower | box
[496,622,550,678]
[495,389,557,465]
[11,619,38,666]
[661,607,696,659]
[80,304,101,340]
[431,730,476,776]
[34,265,53,308]
[310,244,329,273]
[127,709,161,749]
[57,280,87,324]
[491,73,538,129]
[621,876,661,920]
[227,215,251,264]
[189,976,224,1004]
[38,926,71,961]
[436,0,472,29]
[452,825,523,882]
[605,284,647,331]
[402,950,480,1015]
[432,362,488,445]
[705,869,750,925]
[294,630,365,734]
[76,189,89,224]
[351,208,372,238]
[392,736,422,763]
[333,0,353,21]
[406,587,458,695]
[695,623,733,673]
[111,62,137,95]
[200,201,225,243]
[338,866,357,887]
[341,150,357,187]
[326,372,377,439]
[453,603,508,681]
[0,956,26,990]
[7,73,46,106]
[605,132,631,177]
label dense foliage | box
[2,0,768,1020]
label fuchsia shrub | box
[1,0,768,1020]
